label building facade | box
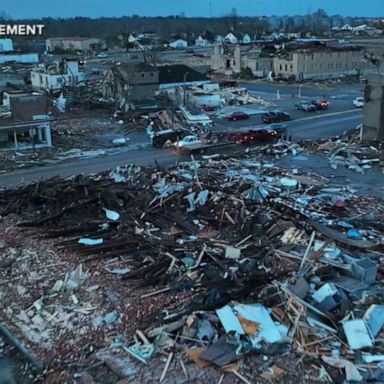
[0,91,51,150]
[169,39,188,49]
[46,37,101,52]
[0,53,38,64]
[102,62,159,111]
[31,60,85,92]
[273,47,368,80]
[211,45,273,77]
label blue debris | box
[347,229,362,239]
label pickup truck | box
[174,135,204,149]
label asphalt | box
[0,110,364,188]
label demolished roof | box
[158,64,207,85]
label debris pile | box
[0,156,384,383]
[301,127,384,173]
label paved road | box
[240,81,364,99]
[0,110,362,188]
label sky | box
[0,0,383,19]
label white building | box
[215,35,224,45]
[195,35,210,46]
[0,53,38,64]
[241,34,252,44]
[31,60,85,92]
[224,33,252,45]
[0,39,13,52]
[169,39,188,49]
[224,33,238,44]
[128,34,137,43]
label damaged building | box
[102,62,160,111]
[102,63,208,110]
[211,44,273,78]
[46,37,102,52]
[0,89,52,150]
[273,43,369,80]
[211,41,374,81]
[30,58,85,93]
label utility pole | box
[183,72,189,105]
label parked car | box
[225,111,250,121]
[97,52,108,58]
[265,123,288,137]
[262,111,291,124]
[311,99,329,110]
[353,97,364,108]
[240,129,277,144]
[295,101,317,112]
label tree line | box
[1,10,382,49]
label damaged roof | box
[158,64,207,85]
[10,94,49,121]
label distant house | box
[137,31,159,40]
[224,33,239,45]
[46,37,101,52]
[30,59,85,92]
[0,38,13,52]
[214,35,224,45]
[128,34,137,43]
[0,89,52,150]
[224,33,252,45]
[102,62,159,111]
[169,39,188,49]
[240,34,252,44]
[195,35,210,46]
[330,24,382,37]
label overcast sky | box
[1,0,383,19]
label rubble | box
[300,126,384,174]
[0,151,384,383]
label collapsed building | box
[0,140,383,382]
[0,88,51,150]
[102,63,208,111]
[30,59,85,93]
[211,45,273,78]
[102,62,160,111]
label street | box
[0,76,365,188]
[0,108,363,188]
